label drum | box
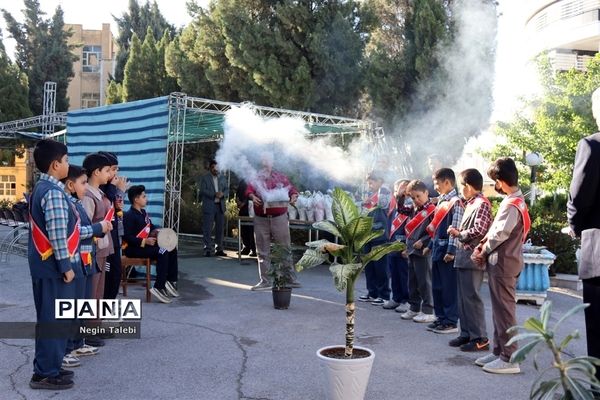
[156,228,178,251]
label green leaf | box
[295,249,328,272]
[312,220,342,238]
[523,317,546,334]
[540,300,552,330]
[509,338,543,364]
[329,263,363,292]
[354,230,384,252]
[331,188,359,228]
[341,216,374,250]
[555,303,589,331]
[362,242,406,266]
[531,379,560,400]
[506,332,544,347]
[565,375,596,400]
[559,330,580,351]
[565,357,597,376]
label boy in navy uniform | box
[28,140,76,389]
[61,165,112,367]
[123,185,179,303]
[383,179,412,313]
[425,168,464,334]
[98,151,127,300]
[357,171,391,305]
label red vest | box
[426,197,461,237]
[405,204,436,239]
[506,197,531,243]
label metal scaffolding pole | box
[163,93,187,232]
[42,82,57,137]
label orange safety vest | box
[405,203,436,239]
[506,197,531,243]
[426,197,462,238]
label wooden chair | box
[120,256,154,302]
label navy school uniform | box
[100,183,123,299]
[387,200,411,304]
[426,189,464,326]
[28,175,82,378]
[123,207,178,290]
[66,200,104,354]
[364,187,392,300]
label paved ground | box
[0,235,589,400]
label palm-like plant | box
[508,301,600,400]
[295,188,405,358]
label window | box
[81,92,100,109]
[82,45,102,72]
[0,175,16,196]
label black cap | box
[83,153,111,176]
[98,151,118,166]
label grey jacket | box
[568,133,600,280]
[199,173,228,213]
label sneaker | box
[449,336,470,347]
[288,281,302,288]
[239,247,251,255]
[475,353,498,367]
[58,368,74,378]
[358,295,376,302]
[394,302,410,313]
[371,298,385,306]
[71,344,99,357]
[433,324,459,334]
[165,281,180,297]
[461,337,490,352]
[250,281,271,291]
[482,358,521,374]
[150,287,172,303]
[249,251,257,257]
[215,250,227,257]
[382,300,400,309]
[400,310,420,320]
[426,320,442,331]
[62,354,81,368]
[30,374,73,390]
[413,313,437,323]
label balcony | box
[527,0,600,55]
[549,50,595,71]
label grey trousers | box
[202,209,224,251]
[488,266,519,362]
[254,214,296,283]
[457,268,487,339]
[408,254,434,314]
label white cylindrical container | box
[316,346,375,400]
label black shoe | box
[204,251,212,257]
[85,336,105,347]
[249,251,257,257]
[239,247,251,255]
[460,337,490,352]
[30,374,74,390]
[448,336,470,347]
[426,320,441,331]
[59,368,74,378]
[432,324,459,334]
[215,250,227,257]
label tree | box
[167,0,366,115]
[122,33,148,101]
[113,0,175,83]
[105,80,124,104]
[3,1,77,114]
[0,30,31,122]
[491,55,600,192]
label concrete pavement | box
[0,239,589,400]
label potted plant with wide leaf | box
[295,188,405,400]
[267,244,294,310]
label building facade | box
[526,0,600,71]
[0,149,33,203]
[66,23,116,110]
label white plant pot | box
[316,346,375,400]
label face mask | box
[494,181,506,195]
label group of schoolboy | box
[360,157,531,375]
[27,140,179,390]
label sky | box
[0,0,538,124]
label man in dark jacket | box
[567,88,600,381]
